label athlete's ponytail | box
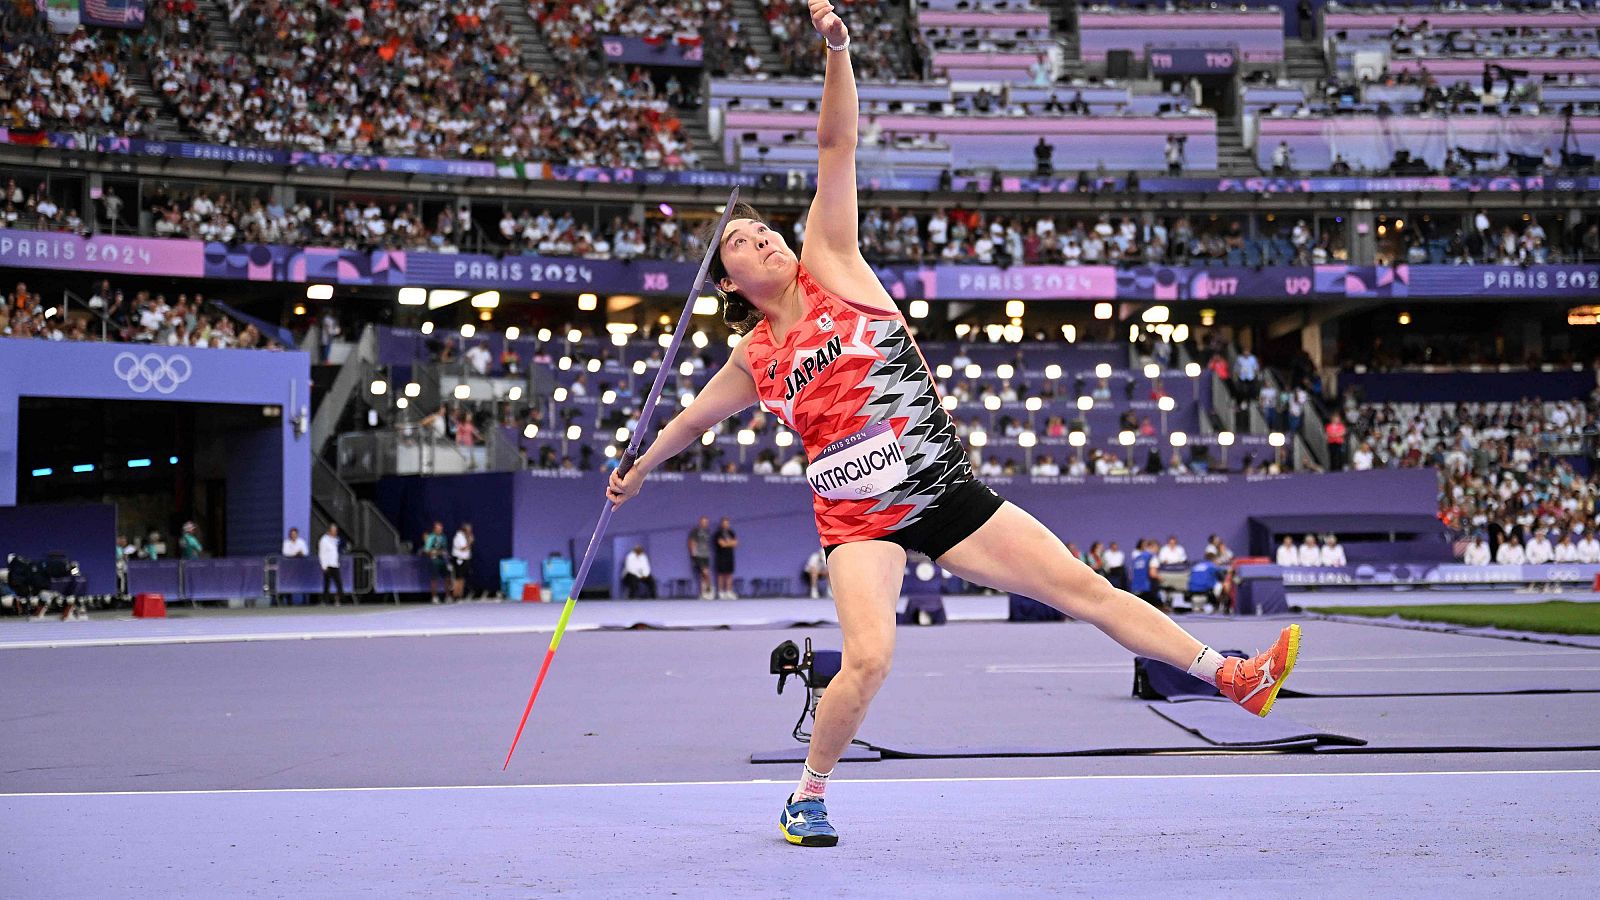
[699,202,769,336]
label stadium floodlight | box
[1140,305,1170,324]
[567,328,583,343]
[369,380,387,395]
[1118,430,1135,446]
[1003,324,1023,343]
[1217,431,1235,446]
[727,334,741,349]
[615,427,630,442]
[694,296,719,316]
[1019,431,1037,448]
[558,356,573,371]
[505,326,521,341]
[969,430,988,447]
[524,424,539,439]
[909,300,929,319]
[658,333,673,348]
[1095,363,1112,379]
[611,332,627,347]
[737,429,755,446]
[1068,431,1086,447]
[1158,395,1176,412]
[1005,300,1025,318]
[537,328,553,342]
[965,364,982,379]
[420,322,435,335]
[600,390,617,405]
[984,395,1002,411]
[1045,364,1062,380]
[1077,396,1094,411]
[1170,431,1188,447]
[678,361,694,376]
[936,364,953,379]
[1269,432,1287,447]
[996,364,1014,380]
[1061,325,1076,343]
[586,358,601,373]
[460,323,476,338]
[1025,397,1043,412]
[508,386,523,401]
[1094,302,1113,320]
[578,293,598,311]
[692,331,709,349]
[470,290,500,309]
[567,425,583,440]
[633,361,647,375]
[776,430,794,448]
[428,289,469,310]
[553,387,568,402]
[454,384,471,400]
[396,398,409,410]
[1185,362,1202,378]
[398,287,426,306]
[404,382,421,398]
[942,395,958,410]
[701,431,716,446]
[306,284,333,301]
[1172,324,1190,343]
[1143,363,1160,379]
[605,445,617,458]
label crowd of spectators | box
[0,14,155,138]
[1,277,280,349]
[760,0,925,81]
[534,0,758,78]
[1341,397,1600,555]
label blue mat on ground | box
[750,747,881,763]
[749,739,1320,763]
[1148,698,1368,747]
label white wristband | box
[825,34,849,52]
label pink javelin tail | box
[503,646,558,770]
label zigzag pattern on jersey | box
[812,314,975,544]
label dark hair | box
[699,201,769,335]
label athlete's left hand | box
[809,0,848,47]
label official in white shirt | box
[1494,538,1527,566]
[1578,534,1600,563]
[1319,535,1347,567]
[1462,537,1492,565]
[622,545,657,598]
[1524,530,1555,565]
[1553,534,1579,563]
[1157,536,1188,567]
[1300,535,1322,566]
[282,527,309,558]
[451,524,474,600]
[318,524,348,605]
[1275,536,1300,567]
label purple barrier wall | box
[374,473,516,595]
[492,468,1439,595]
[1338,370,1596,403]
[125,560,180,598]
[183,558,266,601]
[0,503,117,594]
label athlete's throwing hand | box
[607,464,644,509]
[809,0,848,46]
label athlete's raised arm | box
[799,1,897,311]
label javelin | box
[503,185,741,769]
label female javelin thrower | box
[607,0,1301,847]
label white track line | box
[0,624,603,651]
[4,769,1598,799]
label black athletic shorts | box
[823,478,1005,562]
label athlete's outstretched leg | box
[937,503,1299,716]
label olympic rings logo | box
[112,352,193,394]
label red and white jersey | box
[741,265,973,545]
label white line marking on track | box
[4,769,1598,799]
[0,625,600,651]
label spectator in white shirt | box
[1553,534,1579,563]
[1275,535,1300,567]
[318,524,347,605]
[1350,442,1375,471]
[1157,536,1188,567]
[1102,541,1127,589]
[1300,534,1322,565]
[465,342,492,375]
[1319,535,1347,567]
[804,547,829,599]
[1524,529,1555,565]
[281,527,309,558]
[451,523,474,600]
[1579,534,1600,563]
[1462,536,1492,565]
[1494,537,1527,565]
[621,544,656,598]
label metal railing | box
[336,426,492,481]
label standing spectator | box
[281,526,310,605]
[1098,540,1125,590]
[319,524,347,605]
[804,547,829,599]
[621,544,657,599]
[1234,348,1260,400]
[1128,538,1160,610]
[422,522,451,603]
[1276,535,1300,567]
[179,522,203,560]
[714,516,739,600]
[1271,141,1293,175]
[688,516,713,600]
[451,522,475,600]
[1325,416,1347,471]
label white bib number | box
[806,421,908,501]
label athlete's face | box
[717,218,796,300]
